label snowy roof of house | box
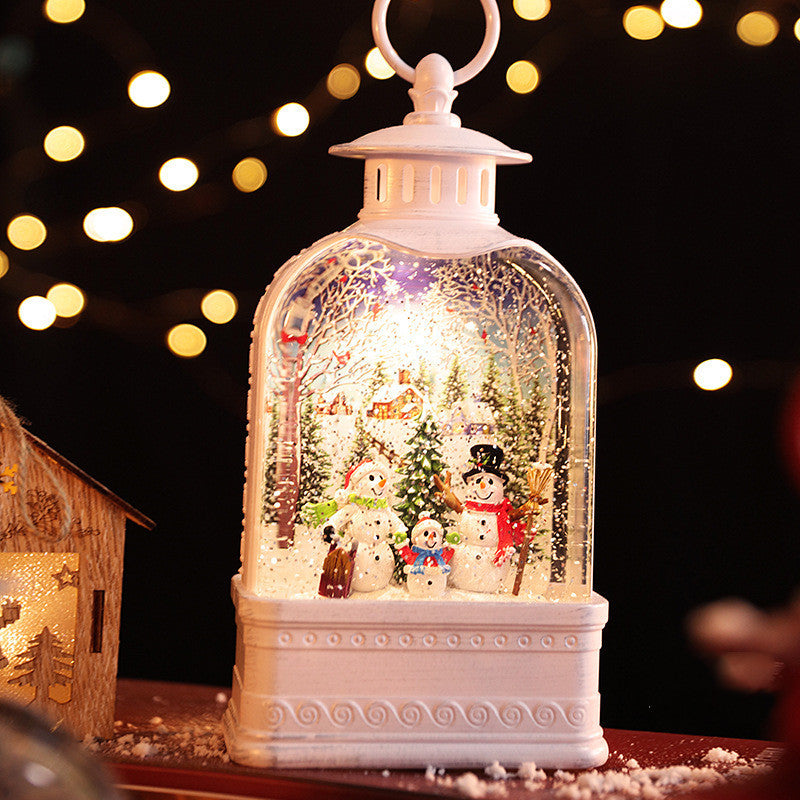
[440,398,496,426]
[370,382,423,405]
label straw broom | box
[512,463,553,597]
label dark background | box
[2,0,800,741]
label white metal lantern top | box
[330,0,531,253]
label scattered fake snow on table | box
[702,747,741,764]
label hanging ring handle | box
[371,0,500,87]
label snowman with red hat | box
[324,459,406,593]
[395,512,455,598]
[434,444,528,594]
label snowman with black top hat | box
[434,444,530,594]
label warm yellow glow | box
[83,207,134,242]
[794,17,800,41]
[43,125,85,162]
[506,60,540,94]
[736,11,779,46]
[327,63,361,99]
[660,0,702,28]
[46,283,85,317]
[0,251,8,279]
[365,47,395,80]
[272,103,310,137]
[167,324,207,358]
[43,0,85,24]
[513,0,550,21]
[693,358,733,391]
[159,157,199,191]
[623,6,665,39]
[201,289,238,324]
[127,70,171,108]
[18,296,57,330]
[232,158,267,192]
[7,215,47,251]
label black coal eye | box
[479,534,485,541]
[488,478,493,485]
[369,474,375,481]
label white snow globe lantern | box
[224,0,608,770]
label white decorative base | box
[223,575,609,769]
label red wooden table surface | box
[104,679,785,800]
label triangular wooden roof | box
[23,430,155,531]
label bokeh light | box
[794,18,800,41]
[46,283,85,317]
[272,103,310,137]
[43,0,85,24]
[736,11,779,46]
[18,296,56,330]
[0,250,8,279]
[232,158,267,193]
[693,358,733,391]
[365,47,395,80]
[7,215,47,250]
[506,60,540,94]
[83,207,134,242]
[623,6,665,39]
[128,71,171,108]
[43,125,85,162]
[513,0,550,21]
[159,157,199,191]
[660,0,702,28]
[201,290,238,324]
[327,63,361,99]
[167,324,207,358]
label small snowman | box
[395,513,455,599]
[434,444,527,594]
[346,506,402,593]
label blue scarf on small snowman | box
[409,545,451,575]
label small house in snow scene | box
[365,369,424,420]
[438,397,496,437]
[0,397,153,738]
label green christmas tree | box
[260,405,280,524]
[393,416,450,581]
[348,413,373,465]
[481,355,505,420]
[439,355,467,411]
[497,386,546,504]
[297,400,332,517]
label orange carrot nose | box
[480,481,486,489]
[379,478,386,488]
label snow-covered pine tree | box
[481,355,505,419]
[439,354,467,411]
[348,412,373,465]
[498,386,546,504]
[297,400,332,517]
[261,405,280,524]
[393,416,450,581]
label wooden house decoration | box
[438,397,497,437]
[0,397,153,738]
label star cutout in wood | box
[52,563,79,589]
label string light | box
[201,290,238,324]
[365,47,394,79]
[736,11,779,46]
[43,125,85,162]
[0,250,8,279]
[326,63,361,99]
[693,359,732,391]
[272,103,310,137]
[46,283,85,317]
[7,215,47,251]
[127,70,171,108]
[513,0,550,21]
[623,6,665,40]
[506,60,540,94]
[232,158,267,192]
[660,0,702,29]
[159,158,199,191]
[18,296,57,330]
[167,323,206,358]
[43,0,85,24]
[83,207,134,242]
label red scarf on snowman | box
[464,498,525,566]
